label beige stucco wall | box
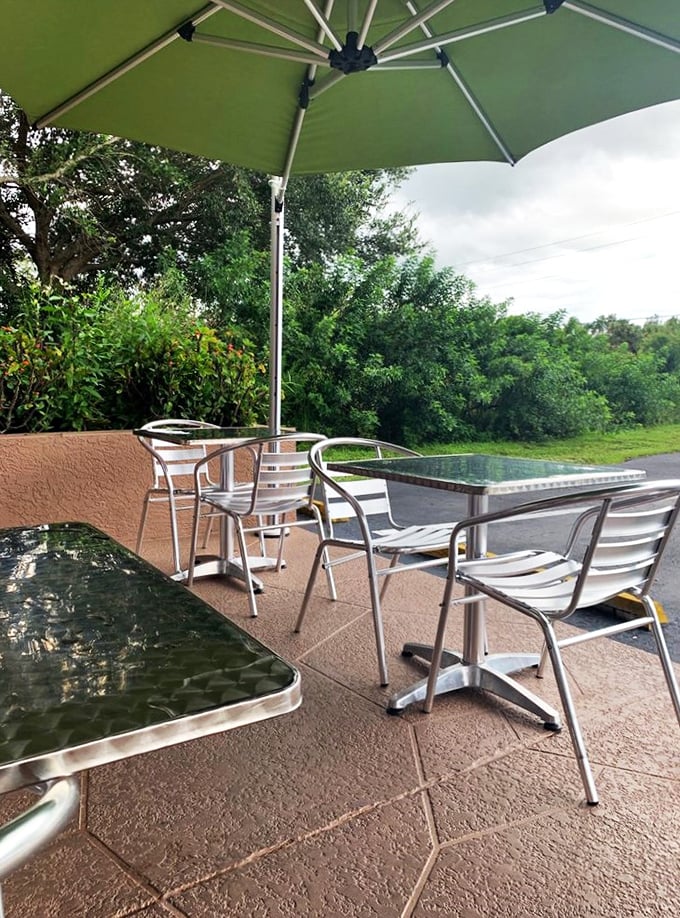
[0,430,270,551]
[0,430,160,548]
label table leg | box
[0,777,80,884]
[388,494,561,728]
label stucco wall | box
[0,430,270,551]
[0,430,161,548]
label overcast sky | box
[390,99,680,326]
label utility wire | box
[453,208,680,270]
[477,232,648,274]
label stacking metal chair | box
[187,432,333,617]
[136,419,222,576]
[295,437,463,687]
[424,480,680,805]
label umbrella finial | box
[544,0,566,12]
[329,32,377,74]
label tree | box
[640,317,680,374]
[282,252,508,443]
[474,312,611,440]
[588,314,644,352]
[0,92,417,305]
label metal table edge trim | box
[0,671,301,795]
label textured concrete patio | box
[2,528,679,917]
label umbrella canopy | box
[1,1,679,429]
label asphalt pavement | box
[363,452,680,662]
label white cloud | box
[389,100,680,324]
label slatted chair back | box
[564,489,680,614]
[297,437,462,687]
[425,480,680,805]
[187,433,332,618]
[135,418,220,575]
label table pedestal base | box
[387,643,561,728]
[172,554,282,588]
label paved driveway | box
[385,452,680,662]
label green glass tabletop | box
[133,426,268,444]
[329,453,645,496]
[0,523,300,792]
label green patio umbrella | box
[0,1,679,431]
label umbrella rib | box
[190,33,323,66]
[212,0,329,59]
[374,60,447,70]
[34,2,221,128]
[307,70,347,102]
[442,60,517,165]
[379,8,547,64]
[279,0,338,201]
[397,1,518,165]
[303,0,343,51]
[374,0,459,55]
[357,0,380,50]
[564,1,680,54]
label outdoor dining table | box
[327,453,645,717]
[133,425,276,588]
[0,522,300,886]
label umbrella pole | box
[268,176,284,436]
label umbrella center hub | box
[329,31,377,74]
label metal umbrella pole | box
[269,175,284,436]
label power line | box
[476,229,668,278]
[472,222,680,289]
[453,208,680,270]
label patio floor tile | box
[85,666,420,889]
[412,769,680,918]
[3,528,679,917]
[1,830,157,917]
[168,794,433,917]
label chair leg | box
[321,541,337,602]
[645,595,680,725]
[274,517,287,571]
[423,567,458,713]
[201,514,214,549]
[541,619,599,805]
[378,554,400,601]
[166,492,183,577]
[366,553,389,686]
[136,495,151,555]
[536,642,549,678]
[186,496,204,587]
[234,518,259,618]
[310,506,337,601]
[295,541,328,632]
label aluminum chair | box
[187,432,333,617]
[424,480,680,805]
[136,419,222,576]
[295,437,463,687]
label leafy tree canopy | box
[0,91,417,307]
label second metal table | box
[328,453,645,717]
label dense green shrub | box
[579,345,680,428]
[0,281,267,433]
[1,284,112,432]
[281,255,617,445]
[4,252,680,445]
